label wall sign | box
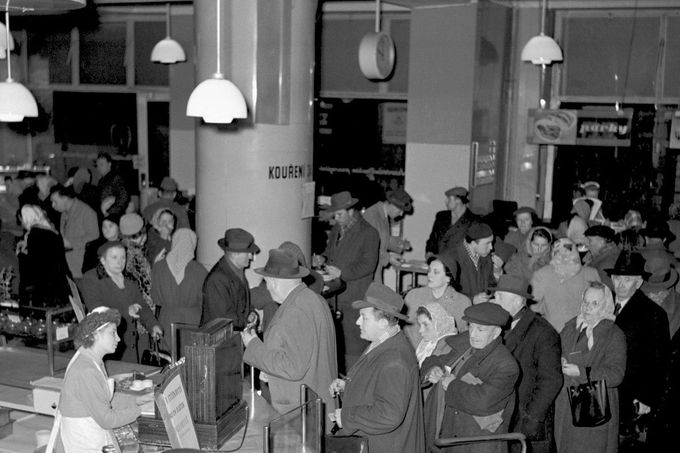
[527,109,578,145]
[528,108,633,147]
[155,360,199,449]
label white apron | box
[46,348,117,453]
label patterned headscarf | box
[415,302,458,366]
[576,282,616,349]
[20,205,54,232]
[550,238,582,280]
[165,228,197,285]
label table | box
[395,260,428,294]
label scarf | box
[166,228,197,285]
[21,205,54,232]
[415,303,458,365]
[525,226,552,269]
[576,285,615,349]
[550,238,582,280]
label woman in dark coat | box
[150,229,206,346]
[554,281,626,453]
[80,241,162,363]
[16,205,71,308]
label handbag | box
[566,366,611,427]
[140,337,171,368]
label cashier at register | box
[49,307,154,452]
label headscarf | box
[576,283,615,349]
[415,302,458,366]
[571,199,591,221]
[20,205,54,232]
[151,208,175,240]
[525,226,553,268]
[166,228,197,285]
[550,238,582,280]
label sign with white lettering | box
[155,362,199,448]
[528,108,633,147]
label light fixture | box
[521,0,563,65]
[186,0,247,124]
[0,19,14,59]
[150,3,185,64]
[0,1,38,122]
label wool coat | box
[362,201,405,283]
[614,290,670,429]
[422,333,520,453]
[426,208,479,256]
[323,215,379,370]
[201,256,251,330]
[337,331,425,453]
[504,308,563,453]
[646,327,680,451]
[151,259,207,346]
[439,242,496,299]
[80,266,160,363]
[97,171,130,222]
[554,318,626,453]
[59,198,99,279]
[244,284,337,415]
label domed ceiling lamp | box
[0,19,15,59]
[186,0,247,124]
[150,3,185,64]
[0,1,38,122]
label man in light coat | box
[243,248,337,415]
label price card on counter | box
[56,325,70,341]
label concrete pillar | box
[193,0,317,284]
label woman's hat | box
[493,274,532,299]
[217,228,260,253]
[642,251,679,292]
[605,251,649,277]
[119,213,145,236]
[73,306,121,348]
[254,248,310,279]
[352,282,408,320]
[322,191,358,212]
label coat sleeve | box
[588,326,627,388]
[342,360,416,435]
[426,213,444,255]
[525,326,564,421]
[340,225,380,282]
[107,174,131,219]
[638,309,670,405]
[243,306,312,381]
[80,273,101,311]
[132,283,160,331]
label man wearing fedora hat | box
[638,217,680,268]
[422,303,519,453]
[328,282,425,453]
[607,250,670,439]
[242,248,337,415]
[426,186,479,258]
[641,250,680,337]
[492,275,562,453]
[362,188,414,283]
[313,190,379,372]
[201,228,260,330]
[141,176,190,229]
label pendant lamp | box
[150,3,185,64]
[0,19,14,59]
[0,3,38,122]
[186,0,247,124]
[521,0,563,65]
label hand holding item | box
[151,325,163,340]
[561,362,580,377]
[312,254,326,269]
[491,254,504,270]
[440,374,455,391]
[246,311,259,331]
[389,253,405,267]
[128,303,142,319]
[325,265,342,279]
[329,378,346,396]
[460,372,483,385]
[426,366,444,384]
[241,328,257,348]
[334,408,343,428]
[154,248,167,263]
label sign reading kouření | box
[268,163,312,180]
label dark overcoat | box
[200,256,250,330]
[614,290,670,429]
[426,208,478,256]
[554,318,626,453]
[504,308,563,453]
[338,331,425,453]
[439,242,496,299]
[422,333,519,453]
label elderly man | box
[492,275,562,453]
[329,282,424,453]
[504,207,537,251]
[439,222,502,302]
[607,251,670,439]
[201,228,259,330]
[242,248,337,415]
[426,186,479,257]
[583,225,619,289]
[362,188,413,283]
[95,152,130,222]
[641,249,680,338]
[141,176,190,229]
[422,303,519,453]
[50,184,99,279]
[638,218,679,267]
[313,190,379,372]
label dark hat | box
[467,222,494,241]
[322,191,358,212]
[605,251,649,277]
[493,239,516,263]
[255,248,310,279]
[462,302,510,327]
[97,240,125,258]
[352,282,408,320]
[585,225,616,242]
[119,213,144,236]
[493,274,531,299]
[218,228,260,253]
[513,206,536,217]
[159,176,178,191]
[642,250,679,291]
[640,219,675,242]
[445,186,468,199]
[386,188,413,214]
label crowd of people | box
[1,163,680,453]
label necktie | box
[614,302,622,316]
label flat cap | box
[160,176,178,191]
[584,225,615,242]
[445,186,468,199]
[462,302,510,327]
[386,188,413,214]
[467,222,493,241]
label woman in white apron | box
[47,306,154,452]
